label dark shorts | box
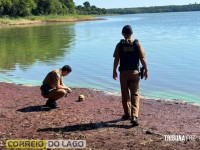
[40,84,51,95]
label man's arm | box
[56,81,72,91]
[113,57,119,80]
[140,57,148,80]
[113,44,120,80]
[138,42,148,80]
[53,73,72,93]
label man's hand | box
[144,70,148,80]
[113,70,118,80]
[66,87,72,93]
[65,93,68,97]
[65,87,72,97]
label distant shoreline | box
[1,81,199,106]
[0,17,104,26]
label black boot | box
[121,115,131,120]
[130,116,139,126]
[45,99,58,109]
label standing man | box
[113,25,148,126]
[40,65,72,109]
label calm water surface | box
[0,11,200,104]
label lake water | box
[0,11,200,104]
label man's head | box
[122,25,133,38]
[61,65,72,76]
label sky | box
[74,0,200,8]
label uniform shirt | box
[113,38,146,59]
[42,69,63,89]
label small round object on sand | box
[79,94,85,101]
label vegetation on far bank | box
[0,14,100,26]
[0,0,105,25]
[0,0,106,17]
[107,3,200,14]
[0,1,200,25]
[0,14,96,21]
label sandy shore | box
[0,82,200,150]
[0,17,104,26]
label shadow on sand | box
[17,105,51,112]
[37,119,133,133]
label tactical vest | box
[119,39,140,72]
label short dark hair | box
[122,25,133,35]
[62,65,72,73]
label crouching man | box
[40,65,72,108]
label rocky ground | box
[0,82,200,150]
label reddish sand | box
[0,82,200,150]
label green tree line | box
[76,1,106,15]
[106,3,200,14]
[1,1,199,17]
[0,0,105,17]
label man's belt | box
[119,66,138,72]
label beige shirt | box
[42,69,63,89]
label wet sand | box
[0,82,200,149]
